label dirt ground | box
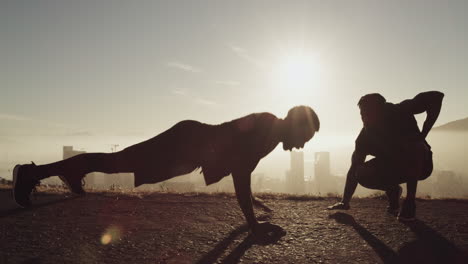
[1,185,468,264]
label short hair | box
[358,93,386,108]
[286,106,320,132]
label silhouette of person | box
[13,106,319,235]
[328,91,444,221]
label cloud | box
[212,80,240,87]
[0,113,30,121]
[62,131,93,137]
[0,113,93,138]
[115,131,146,137]
[228,44,266,68]
[171,89,188,96]
[170,89,217,107]
[230,45,247,54]
[171,89,218,106]
[32,130,93,137]
[167,61,202,73]
[195,98,217,106]
[0,113,71,128]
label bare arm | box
[328,150,365,210]
[232,170,285,238]
[232,170,258,230]
[342,150,366,204]
[399,91,445,138]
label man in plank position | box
[328,91,443,221]
[13,106,320,236]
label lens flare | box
[100,225,122,245]
[101,234,112,245]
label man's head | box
[358,93,386,127]
[282,106,320,151]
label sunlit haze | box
[1,0,468,184]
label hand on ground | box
[327,202,350,210]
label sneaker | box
[12,163,40,208]
[386,186,403,216]
[58,174,86,195]
[327,202,350,210]
[398,199,416,222]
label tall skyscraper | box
[315,152,331,194]
[287,151,305,194]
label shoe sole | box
[398,216,416,222]
[12,165,26,208]
[327,206,350,210]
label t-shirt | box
[355,102,422,160]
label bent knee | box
[355,162,386,190]
[356,163,378,180]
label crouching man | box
[328,91,443,221]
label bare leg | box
[13,151,135,206]
[355,158,390,191]
[399,143,425,221]
[35,151,133,180]
[405,145,425,201]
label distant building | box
[63,146,86,160]
[286,151,305,194]
[314,151,344,195]
[252,173,265,192]
[315,152,331,194]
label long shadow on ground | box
[330,212,467,264]
[196,215,285,264]
[195,224,250,264]
[329,212,398,264]
[398,220,467,264]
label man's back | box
[124,112,280,186]
[382,102,421,141]
[356,102,422,159]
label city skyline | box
[2,0,468,169]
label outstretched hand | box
[327,202,350,210]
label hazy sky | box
[1,0,468,166]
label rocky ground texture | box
[1,185,468,264]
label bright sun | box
[273,53,321,104]
[278,55,320,90]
